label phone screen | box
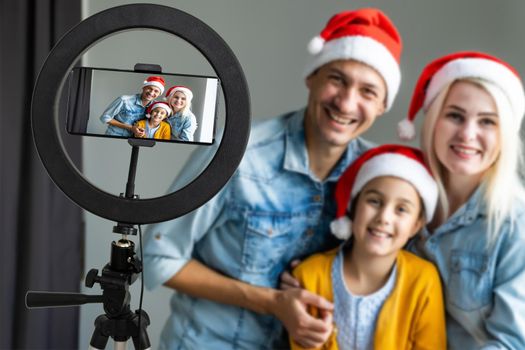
[65,67,219,144]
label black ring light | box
[31,4,250,224]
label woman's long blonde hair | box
[421,78,525,242]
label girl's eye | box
[367,198,381,206]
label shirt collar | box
[283,108,367,182]
[453,183,487,225]
[134,93,150,107]
[425,183,488,237]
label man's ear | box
[305,69,319,90]
[377,98,387,117]
[305,75,313,90]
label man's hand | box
[132,125,145,137]
[271,288,334,348]
[280,259,301,290]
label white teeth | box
[328,113,354,125]
[452,146,478,155]
[369,229,391,238]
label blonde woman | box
[399,51,525,349]
[165,85,197,141]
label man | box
[100,75,165,137]
[143,8,402,349]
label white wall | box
[79,0,525,347]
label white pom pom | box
[397,119,416,141]
[308,36,325,55]
[330,216,352,240]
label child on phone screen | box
[133,101,172,140]
[290,144,446,350]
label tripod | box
[26,139,154,349]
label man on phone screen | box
[100,75,165,137]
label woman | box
[398,51,525,349]
[165,85,198,141]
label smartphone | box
[65,67,219,144]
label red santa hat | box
[330,144,438,240]
[398,51,525,140]
[304,8,402,111]
[166,85,193,102]
[143,76,166,94]
[146,101,172,118]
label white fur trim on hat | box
[304,35,401,111]
[330,216,352,240]
[397,118,416,141]
[143,81,165,94]
[351,153,438,221]
[424,57,525,119]
[167,86,193,102]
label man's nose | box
[337,87,359,114]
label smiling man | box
[143,8,403,350]
[100,75,165,137]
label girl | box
[398,51,525,349]
[134,101,172,140]
[291,144,446,350]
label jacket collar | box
[283,108,366,182]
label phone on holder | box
[65,67,219,145]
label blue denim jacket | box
[407,186,525,349]
[166,111,197,141]
[143,109,372,350]
[100,94,147,137]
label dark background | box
[0,0,82,348]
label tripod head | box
[85,238,140,316]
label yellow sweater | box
[135,119,171,140]
[291,249,446,350]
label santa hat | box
[143,76,166,94]
[330,144,438,240]
[146,101,172,118]
[166,85,193,102]
[304,8,402,111]
[398,51,525,140]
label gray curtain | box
[67,68,92,134]
[0,0,82,349]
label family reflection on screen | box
[66,67,219,145]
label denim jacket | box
[166,111,197,141]
[100,93,147,137]
[143,109,372,350]
[408,186,525,349]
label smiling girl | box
[290,144,446,350]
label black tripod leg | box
[131,310,151,350]
[90,315,110,349]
